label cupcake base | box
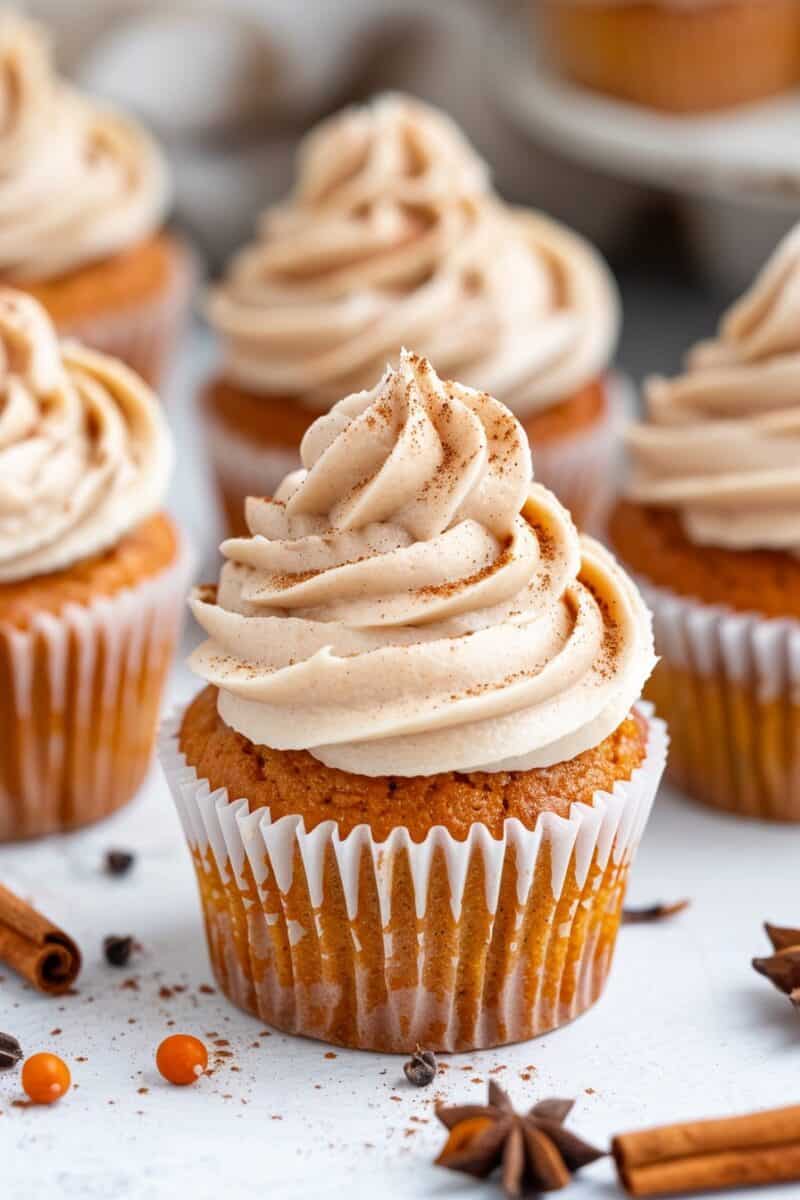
[159,700,666,1052]
[643,581,800,822]
[0,516,192,841]
[535,0,800,114]
[14,233,195,390]
[610,499,800,821]
[203,374,619,537]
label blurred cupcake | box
[204,94,620,536]
[0,289,190,841]
[0,13,192,388]
[610,224,800,820]
[162,350,663,1052]
[535,0,800,114]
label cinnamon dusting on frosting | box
[190,351,655,777]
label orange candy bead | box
[156,1034,208,1086]
[21,1053,71,1104]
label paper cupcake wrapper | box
[641,578,800,821]
[57,239,195,391]
[0,534,193,842]
[159,705,666,1052]
[528,373,630,536]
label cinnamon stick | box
[613,1105,800,1196]
[0,883,81,994]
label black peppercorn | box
[403,1046,437,1087]
[105,850,135,877]
[0,1032,22,1071]
[103,935,134,968]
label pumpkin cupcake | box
[535,0,800,114]
[203,94,620,537]
[0,13,192,388]
[0,289,191,841]
[610,223,800,820]
[161,350,664,1052]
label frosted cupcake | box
[0,289,190,840]
[0,13,192,387]
[610,224,800,820]
[162,350,664,1052]
[535,1,800,114]
[203,94,620,536]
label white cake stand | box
[487,17,800,292]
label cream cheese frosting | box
[207,94,618,419]
[0,289,173,582]
[626,223,800,551]
[0,12,169,282]
[190,351,654,777]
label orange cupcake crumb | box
[609,499,800,621]
[0,513,180,631]
[179,685,647,841]
[13,233,182,325]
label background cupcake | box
[162,350,663,1052]
[203,94,620,536]
[0,289,191,841]
[0,12,192,388]
[535,0,800,113]
[610,223,800,820]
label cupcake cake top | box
[207,93,618,417]
[0,12,169,281]
[626,224,800,551]
[190,351,654,777]
[0,289,173,582]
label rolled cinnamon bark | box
[0,883,81,994]
[613,1106,800,1196]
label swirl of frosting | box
[0,13,169,281]
[0,289,173,582]
[626,223,800,550]
[207,93,618,418]
[190,351,654,777]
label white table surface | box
[1,325,798,1200]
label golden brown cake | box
[610,223,800,820]
[536,0,800,114]
[609,501,800,621]
[161,351,664,1052]
[180,685,648,841]
[0,290,190,841]
[203,95,620,534]
[0,14,191,386]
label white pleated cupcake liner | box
[56,238,196,391]
[0,532,193,841]
[159,703,666,1052]
[640,576,800,820]
[528,373,631,536]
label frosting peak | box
[207,93,618,417]
[0,289,173,582]
[0,13,169,281]
[626,223,800,551]
[190,354,655,778]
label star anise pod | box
[435,1081,606,1197]
[753,923,800,1008]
